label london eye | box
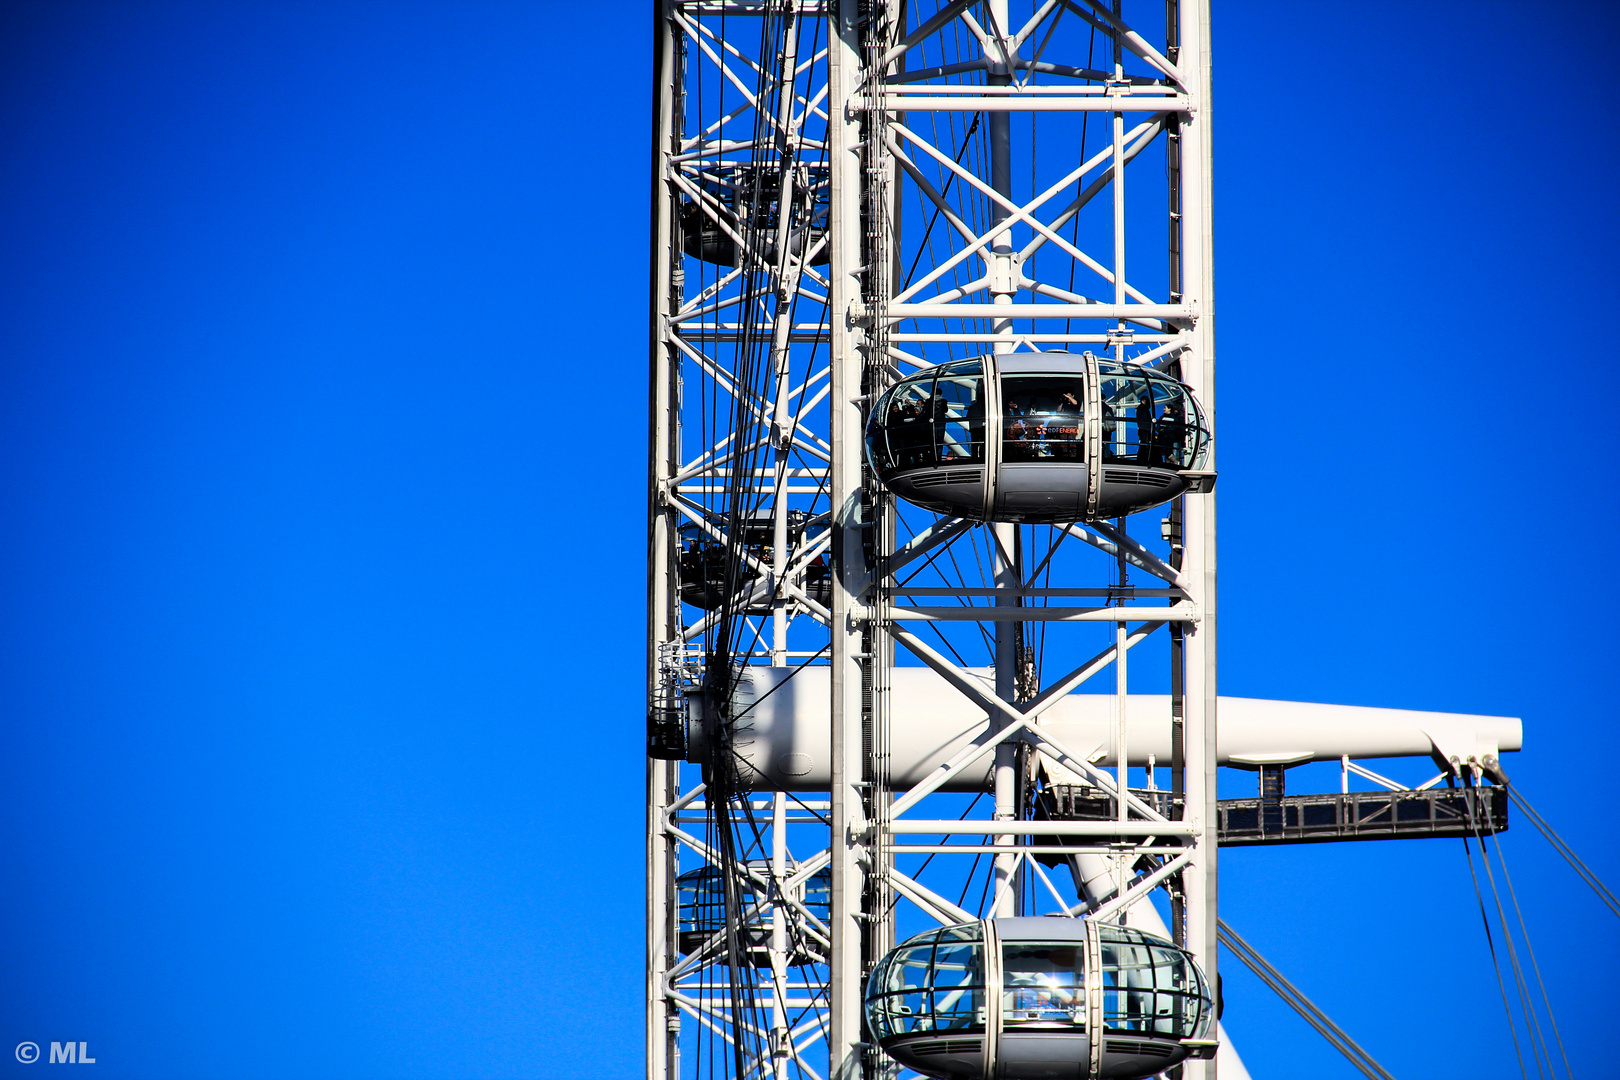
[645,4,1600,1080]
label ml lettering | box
[48,1043,95,1064]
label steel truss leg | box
[651,2,1218,1078]
[828,3,868,1078]
[1178,2,1218,1076]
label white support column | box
[651,2,1222,1075]
[1114,618,1129,905]
[991,521,1021,919]
[1111,0,1127,365]
[769,791,789,1080]
[770,11,805,670]
[1177,1,1218,1075]
[986,0,1022,921]
[828,2,869,1076]
[648,6,679,1080]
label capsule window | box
[1002,375,1085,463]
[866,927,986,1040]
[932,363,984,464]
[930,938,984,1031]
[864,353,1211,523]
[1100,366,1151,465]
[676,867,757,935]
[883,376,936,472]
[1146,378,1183,469]
[886,944,934,993]
[886,943,936,1034]
[1002,943,1085,1027]
[1145,376,1209,471]
[1098,930,1209,1038]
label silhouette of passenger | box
[1157,400,1187,469]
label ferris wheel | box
[645,4,1585,1079]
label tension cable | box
[1459,816,1531,1080]
[1217,919,1396,1080]
[1486,826,1572,1079]
[1503,777,1620,920]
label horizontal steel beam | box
[679,3,828,12]
[891,332,1180,343]
[1216,788,1509,847]
[882,605,1197,623]
[891,587,1184,598]
[881,84,1178,96]
[864,96,1188,112]
[876,303,1192,321]
[887,819,1196,836]
[889,844,1181,854]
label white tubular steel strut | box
[650,3,1218,1080]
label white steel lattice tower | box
[650,3,1220,1079]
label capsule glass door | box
[933,361,985,467]
[996,371,1088,521]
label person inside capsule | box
[935,365,982,462]
[1003,941,1084,1025]
[1003,373,1084,464]
[865,353,1209,523]
[866,919,1214,1080]
[1151,385,1188,469]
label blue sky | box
[1,2,1616,1078]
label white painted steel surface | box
[1069,852,1252,1080]
[689,665,1522,790]
[650,3,1229,1078]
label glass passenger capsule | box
[680,163,830,267]
[864,353,1211,523]
[676,865,831,965]
[865,917,1214,1080]
[678,510,830,613]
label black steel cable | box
[957,523,997,657]
[701,11,814,1076]
[690,8,771,1073]
[1485,826,1572,1079]
[1457,777,1540,1080]
[921,612,976,671]
[972,843,995,914]
[901,113,983,290]
[729,8,837,674]
[725,644,828,726]
[684,14,851,1075]
[893,519,966,587]
[1221,933,1372,1075]
[1504,780,1620,919]
[1217,920,1397,1080]
[714,1,793,673]
[898,792,985,902]
[1034,524,1056,691]
[1460,819,1531,1080]
[1464,777,1554,1080]
[707,756,832,1064]
[1062,23,1097,338]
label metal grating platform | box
[1217,786,1508,846]
[1037,784,1509,847]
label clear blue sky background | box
[1,2,1615,1078]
